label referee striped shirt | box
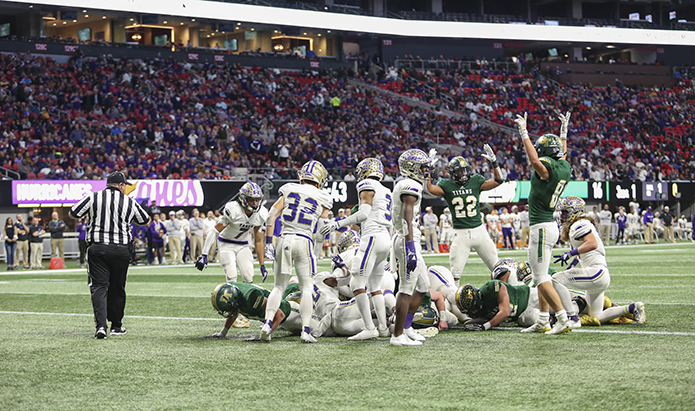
[70,187,150,245]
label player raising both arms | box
[261,160,333,343]
[426,145,504,285]
[196,182,268,284]
[320,158,391,340]
[515,111,574,335]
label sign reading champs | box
[12,180,205,207]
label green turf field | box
[2,243,695,410]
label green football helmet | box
[447,156,472,185]
[211,283,240,317]
[534,134,564,160]
[455,284,482,315]
[412,305,439,329]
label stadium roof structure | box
[8,0,695,46]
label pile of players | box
[197,110,647,345]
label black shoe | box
[95,327,107,339]
[110,326,127,336]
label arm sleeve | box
[338,203,372,228]
[202,227,219,255]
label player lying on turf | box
[516,261,647,326]
[551,196,646,327]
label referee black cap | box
[107,171,132,186]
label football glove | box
[569,256,579,269]
[481,144,498,168]
[558,110,571,139]
[553,248,579,266]
[195,254,208,271]
[514,112,528,139]
[319,220,340,236]
[405,240,417,273]
[428,148,438,167]
[260,264,268,282]
[331,254,345,269]
[264,243,275,261]
[464,323,486,332]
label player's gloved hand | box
[260,264,268,282]
[264,243,275,261]
[553,248,579,266]
[319,220,340,236]
[558,110,571,138]
[569,256,579,269]
[428,148,438,167]
[463,323,486,331]
[481,144,498,167]
[514,112,528,138]
[405,240,417,273]
[331,254,345,269]
[195,254,208,271]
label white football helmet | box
[398,149,430,183]
[336,230,360,254]
[298,160,328,187]
[355,158,384,182]
[238,182,263,212]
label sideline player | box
[552,196,646,326]
[260,160,333,343]
[439,208,454,249]
[390,149,433,346]
[426,145,504,285]
[320,158,391,340]
[196,182,269,284]
[515,111,574,335]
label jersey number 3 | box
[451,195,477,219]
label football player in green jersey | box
[206,282,293,340]
[515,111,575,335]
[426,144,505,285]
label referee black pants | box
[87,243,131,330]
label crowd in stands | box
[0,51,693,183]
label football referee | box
[69,171,150,339]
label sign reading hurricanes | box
[12,180,204,206]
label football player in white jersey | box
[329,230,361,299]
[426,265,469,325]
[551,196,646,333]
[320,158,392,340]
[260,160,333,343]
[439,208,454,248]
[390,149,432,346]
[196,182,269,284]
[626,209,640,244]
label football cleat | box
[238,182,264,212]
[336,230,360,254]
[260,320,272,342]
[95,327,107,339]
[447,156,472,185]
[520,322,551,333]
[347,328,379,341]
[632,302,647,325]
[398,149,431,183]
[232,315,250,328]
[110,326,127,336]
[298,160,328,187]
[534,133,564,160]
[390,333,422,346]
[492,258,518,281]
[568,316,582,329]
[301,331,317,343]
[211,283,240,317]
[404,327,426,342]
[545,320,572,335]
[603,296,613,309]
[580,315,601,326]
[377,325,390,338]
[417,327,439,338]
[557,196,586,227]
[355,158,384,182]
